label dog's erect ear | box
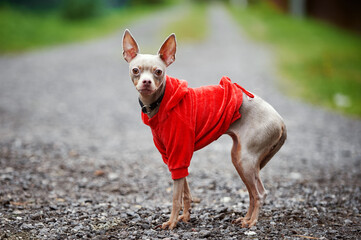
[158,33,176,67]
[123,29,139,63]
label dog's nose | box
[142,79,152,85]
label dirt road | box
[0,4,360,239]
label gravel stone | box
[20,223,34,230]
[199,230,212,238]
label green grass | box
[229,2,361,118]
[161,3,208,43]
[0,5,163,54]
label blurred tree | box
[0,0,62,10]
[61,0,105,20]
[107,0,129,7]
[268,0,361,33]
[190,0,260,4]
[0,0,128,11]
[130,0,166,5]
[289,0,305,18]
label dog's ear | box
[123,29,139,63]
[158,33,176,67]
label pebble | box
[244,230,257,236]
[20,223,34,230]
[344,219,352,224]
[199,230,212,238]
[30,212,44,220]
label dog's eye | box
[154,69,162,76]
[132,68,140,75]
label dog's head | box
[122,29,176,97]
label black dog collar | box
[139,93,164,114]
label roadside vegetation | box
[229,2,361,118]
[0,0,206,54]
[161,3,208,43]
[0,0,176,54]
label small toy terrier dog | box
[122,29,286,229]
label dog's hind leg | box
[260,124,287,170]
[241,124,286,227]
[227,94,286,228]
[238,162,266,227]
[228,132,266,227]
[228,132,257,225]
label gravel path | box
[1,4,360,240]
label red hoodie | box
[142,75,253,180]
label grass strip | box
[229,2,361,118]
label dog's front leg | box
[178,178,192,222]
[162,177,185,230]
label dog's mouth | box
[138,88,154,95]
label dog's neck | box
[139,79,166,118]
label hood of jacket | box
[162,75,189,113]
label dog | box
[122,29,287,230]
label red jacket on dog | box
[142,75,253,180]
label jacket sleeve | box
[160,114,195,180]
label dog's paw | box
[232,217,254,228]
[161,220,178,230]
[244,218,258,228]
[178,213,190,223]
[232,217,243,225]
